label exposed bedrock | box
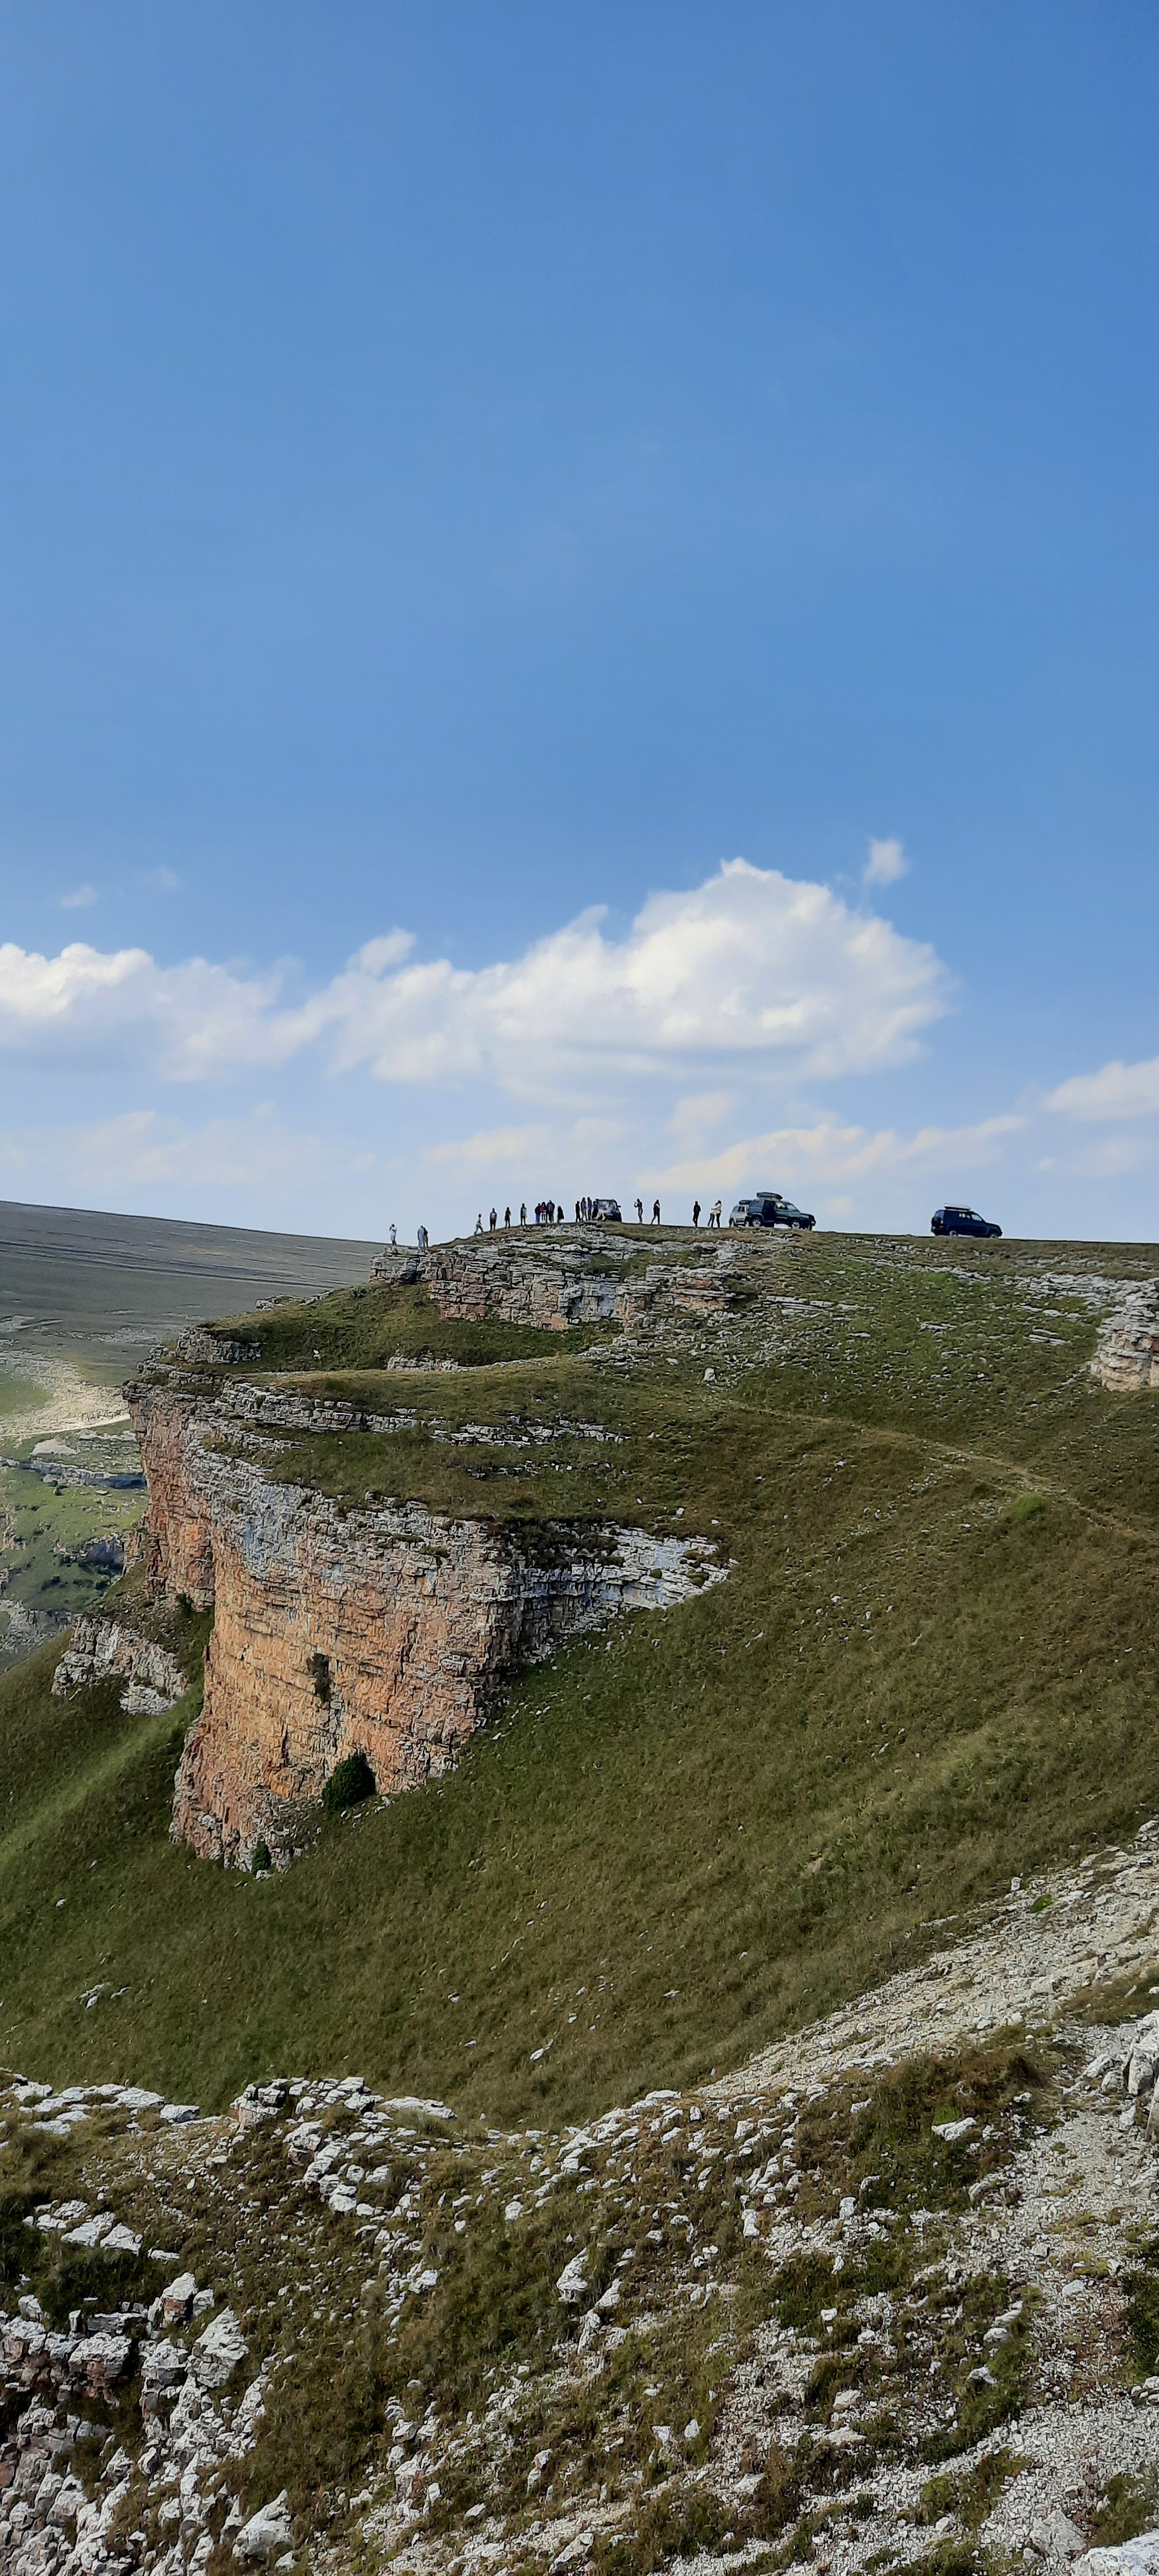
[52,1616,187,1716]
[1091,1281,1159,1391]
[126,1375,723,1868]
[370,1229,738,1335]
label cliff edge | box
[122,1230,735,1865]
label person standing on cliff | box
[652,1198,661,1224]
[635,1197,644,1224]
[417,1223,429,1250]
[692,1200,701,1229]
[475,1212,484,1234]
[504,1206,511,1228]
[520,1202,527,1226]
[708,1199,722,1228]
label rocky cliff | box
[370,1225,739,1336]
[124,1363,723,1868]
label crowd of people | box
[385,1200,726,1245]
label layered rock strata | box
[370,1227,740,1336]
[1091,1282,1159,1391]
[126,1372,723,1868]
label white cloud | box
[59,884,98,910]
[428,1122,551,1169]
[650,1111,1026,1197]
[0,1106,356,1197]
[319,864,947,1091]
[666,1091,736,1150]
[0,862,949,1095]
[863,836,909,888]
[1045,1056,1159,1121]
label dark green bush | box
[323,1751,376,1814]
[252,1840,272,1873]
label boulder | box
[191,2306,248,2389]
[161,2271,198,2325]
[556,2255,589,2306]
[234,2490,294,2562]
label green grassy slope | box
[1,1231,1156,2122]
[206,1276,614,1369]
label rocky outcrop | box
[1091,1282,1159,1390]
[52,1617,187,1716]
[370,1229,740,1338]
[14,1828,1159,2576]
[125,1372,724,1868]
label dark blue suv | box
[931,1204,1003,1239]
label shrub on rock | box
[322,1750,376,1814]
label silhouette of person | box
[652,1198,661,1224]
[692,1202,700,1228]
[635,1197,644,1224]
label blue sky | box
[1,2,1157,1242]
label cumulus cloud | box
[319,863,947,1091]
[863,836,909,888]
[1045,1056,1159,1121]
[0,940,296,1077]
[58,884,98,910]
[0,862,948,1095]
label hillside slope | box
[1,1226,1156,2126]
[8,1827,1159,2576]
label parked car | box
[930,1204,1003,1239]
[591,1197,621,1222]
[728,1190,816,1231]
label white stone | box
[1076,2543,1159,2576]
[162,2271,198,2324]
[556,2255,589,2305]
[234,2491,294,2562]
[191,2307,248,2388]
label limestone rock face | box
[370,1229,737,1338]
[126,1376,218,1607]
[1091,1282,1159,1391]
[52,1616,187,1715]
[126,1372,724,1868]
